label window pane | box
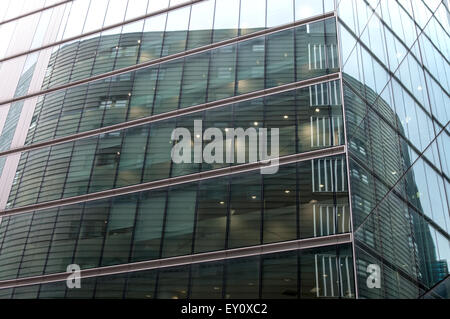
[213,0,240,43]
[127,68,157,120]
[143,122,175,182]
[156,266,189,299]
[180,53,210,108]
[153,61,183,114]
[267,0,294,27]
[190,262,224,299]
[131,192,166,262]
[207,45,237,101]
[138,14,166,63]
[225,256,260,299]
[228,174,262,248]
[101,196,137,266]
[94,275,126,299]
[161,187,197,257]
[194,179,228,253]
[237,37,265,94]
[187,0,215,49]
[125,270,156,299]
[240,0,266,35]
[162,7,190,56]
[88,132,123,193]
[262,251,298,298]
[266,29,295,87]
[263,166,297,243]
[44,206,83,274]
[295,0,324,20]
[73,202,108,269]
[116,127,148,188]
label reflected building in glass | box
[0,0,448,299]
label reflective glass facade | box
[0,159,350,281]
[0,0,448,299]
[339,0,449,298]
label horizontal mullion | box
[0,145,346,218]
[0,233,351,290]
[0,73,340,159]
[0,0,73,26]
[0,0,205,65]
[0,11,336,107]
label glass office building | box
[0,0,448,299]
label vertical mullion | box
[322,255,327,296]
[326,205,330,235]
[329,256,334,296]
[84,133,102,194]
[345,256,351,297]
[126,195,143,264]
[297,249,301,299]
[141,3,171,186]
[111,111,129,189]
[188,183,200,298]
[24,148,52,207]
[0,217,11,258]
[316,117,320,146]
[313,203,317,237]
[150,8,169,117]
[320,205,323,236]
[39,206,61,295]
[176,4,192,112]
[318,159,322,192]
[63,202,86,299]
[314,254,319,297]
[335,244,343,298]
[16,211,36,279]
[158,188,170,259]
[322,117,326,146]
[9,151,29,208]
[60,86,92,199]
